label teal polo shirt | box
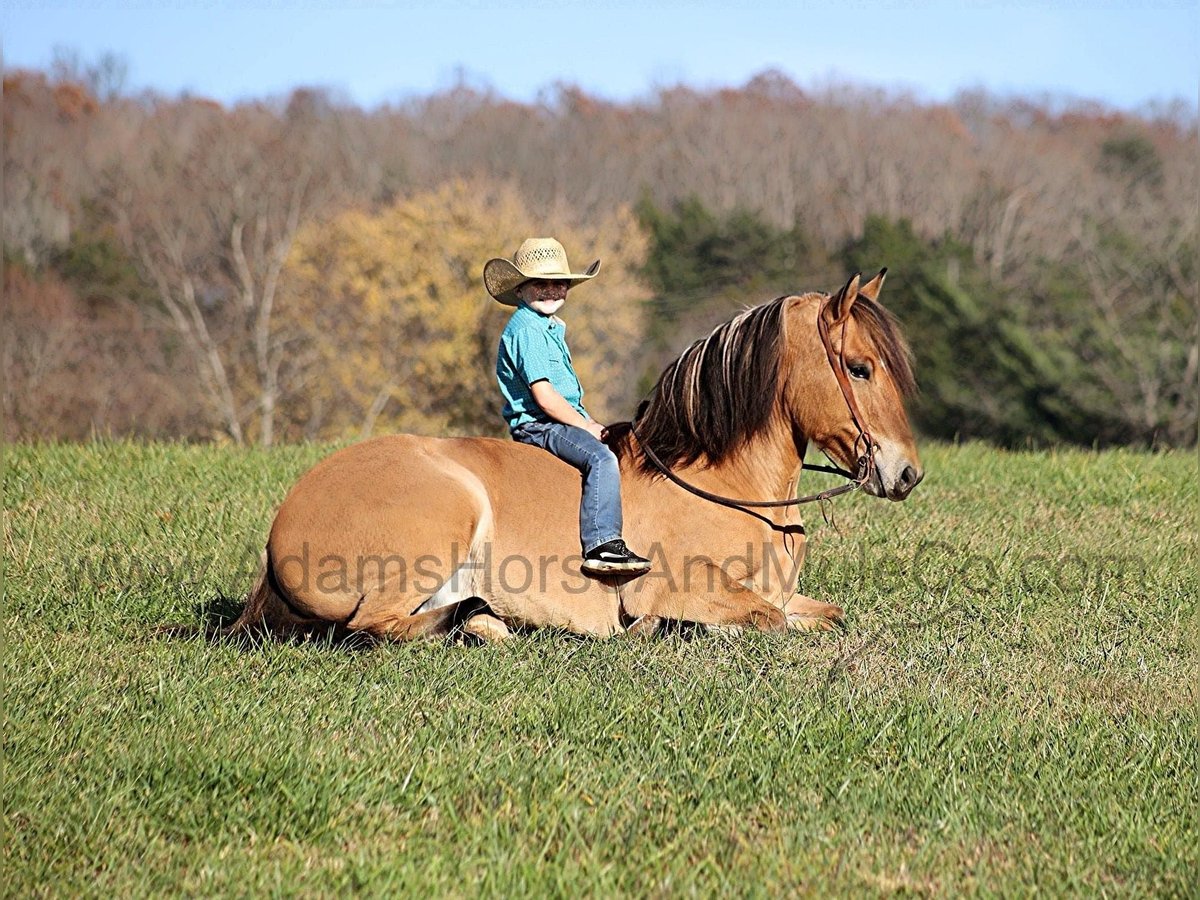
[497,302,588,430]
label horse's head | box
[785,271,923,501]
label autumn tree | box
[280,179,651,439]
[1066,133,1197,444]
[106,92,355,444]
[3,70,100,264]
[1,265,189,440]
[5,60,1195,446]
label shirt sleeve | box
[504,326,555,386]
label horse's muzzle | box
[863,459,923,501]
[887,463,923,501]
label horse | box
[226,271,921,643]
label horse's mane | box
[850,294,916,397]
[608,291,914,474]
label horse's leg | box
[629,567,788,633]
[622,614,665,638]
[783,594,845,631]
[461,612,512,644]
[348,599,465,641]
[344,563,477,641]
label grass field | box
[3,440,1197,896]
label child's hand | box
[584,421,606,442]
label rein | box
[630,297,877,513]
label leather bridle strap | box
[816,306,877,485]
[631,296,875,511]
[636,436,861,509]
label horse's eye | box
[849,362,872,380]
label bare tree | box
[1068,135,1198,444]
[108,94,351,444]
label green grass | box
[3,441,1197,897]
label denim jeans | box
[511,421,622,554]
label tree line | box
[3,61,1195,446]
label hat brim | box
[484,258,601,306]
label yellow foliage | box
[281,179,651,439]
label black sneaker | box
[581,539,652,576]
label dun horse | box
[229,271,921,642]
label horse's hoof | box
[784,597,845,631]
[623,614,665,638]
[460,613,512,644]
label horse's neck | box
[684,410,805,512]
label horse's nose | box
[893,464,923,499]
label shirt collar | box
[515,302,562,330]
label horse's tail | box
[158,553,296,643]
[221,558,277,639]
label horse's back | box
[273,433,581,544]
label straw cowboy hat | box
[483,238,601,307]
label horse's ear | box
[827,273,861,325]
[858,268,887,302]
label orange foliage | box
[2,268,190,439]
[281,178,651,439]
[52,82,98,121]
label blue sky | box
[2,2,1197,111]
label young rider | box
[485,237,651,577]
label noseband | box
[631,297,877,514]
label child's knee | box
[595,446,619,473]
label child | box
[484,238,651,576]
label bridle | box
[630,296,877,515]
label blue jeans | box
[511,421,622,554]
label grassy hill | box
[3,441,1196,895]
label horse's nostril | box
[900,465,921,489]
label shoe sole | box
[581,561,652,576]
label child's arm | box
[530,381,605,440]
